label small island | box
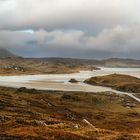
[69,78,78,83]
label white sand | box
[0,67,140,102]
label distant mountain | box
[24,57,140,68]
[102,58,140,67]
[0,48,16,58]
[0,48,139,68]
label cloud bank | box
[0,0,140,59]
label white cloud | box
[0,0,139,30]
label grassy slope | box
[0,57,140,75]
[0,86,140,139]
[85,74,140,93]
[0,58,96,75]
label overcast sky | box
[0,0,140,59]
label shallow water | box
[0,67,139,92]
[0,67,140,102]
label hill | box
[85,74,140,93]
[102,58,140,67]
[0,48,16,58]
[0,49,140,75]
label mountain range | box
[0,48,140,68]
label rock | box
[61,94,80,101]
[2,64,25,72]
[74,124,79,129]
[125,103,136,108]
[83,119,96,128]
[15,87,39,94]
[69,78,78,83]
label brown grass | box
[0,58,98,75]
[0,86,140,139]
[85,74,140,93]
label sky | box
[0,0,140,59]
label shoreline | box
[0,68,140,103]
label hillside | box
[85,74,140,93]
[0,57,140,75]
[102,58,140,67]
[0,86,140,139]
[0,57,97,75]
[0,49,140,75]
[0,48,16,58]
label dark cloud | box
[0,0,140,59]
[0,25,140,59]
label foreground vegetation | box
[85,74,140,93]
[0,86,140,139]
